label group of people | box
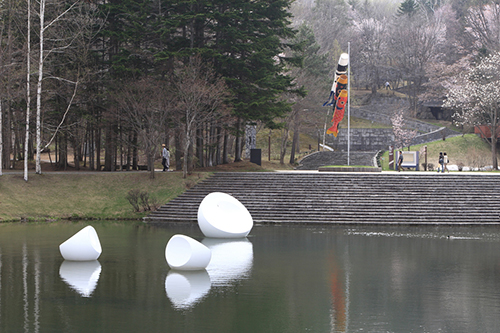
[437,152,449,173]
[396,150,449,172]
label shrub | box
[139,191,151,211]
[126,189,141,212]
[127,189,160,212]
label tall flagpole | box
[347,42,351,166]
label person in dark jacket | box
[438,152,444,173]
[397,151,404,172]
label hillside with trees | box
[1,0,499,178]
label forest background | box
[1,0,499,181]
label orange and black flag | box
[326,90,348,137]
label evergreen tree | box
[397,0,419,17]
[209,0,303,127]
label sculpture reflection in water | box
[165,270,211,310]
[202,238,253,287]
[165,239,254,309]
[59,260,102,297]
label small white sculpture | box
[165,234,211,270]
[198,192,253,238]
[59,226,102,261]
[59,260,102,297]
[165,270,211,309]
[202,238,253,286]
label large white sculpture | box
[202,238,253,287]
[59,226,102,261]
[165,234,211,270]
[165,270,211,309]
[198,192,253,238]
[59,260,102,297]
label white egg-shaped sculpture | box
[197,192,253,238]
[165,234,211,270]
[59,260,102,297]
[165,270,211,309]
[59,226,102,261]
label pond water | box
[1,222,500,333]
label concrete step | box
[144,172,500,225]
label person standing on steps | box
[443,152,449,173]
[397,151,403,172]
[162,144,170,172]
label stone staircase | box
[144,172,500,225]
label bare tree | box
[172,56,230,178]
[354,14,389,93]
[113,78,171,179]
[24,0,32,181]
[462,3,500,53]
[34,0,81,175]
[390,9,445,115]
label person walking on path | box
[443,152,449,173]
[438,152,444,173]
[162,144,170,171]
[397,151,403,172]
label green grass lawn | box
[379,134,499,170]
[0,171,208,222]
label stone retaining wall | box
[326,128,394,151]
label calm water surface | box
[1,222,500,332]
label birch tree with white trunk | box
[24,0,32,181]
[34,0,80,175]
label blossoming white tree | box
[443,52,500,170]
[391,109,418,150]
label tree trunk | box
[96,126,101,171]
[24,0,32,181]
[4,104,12,170]
[58,133,68,170]
[196,127,203,167]
[491,109,498,170]
[280,128,289,165]
[148,148,155,179]
[234,118,242,162]
[132,131,138,170]
[183,117,192,178]
[104,125,114,171]
[0,100,3,176]
[35,0,45,175]
[215,126,221,165]
[222,131,229,164]
[175,128,182,171]
[127,131,132,171]
[72,135,80,170]
[289,110,300,164]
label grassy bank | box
[0,171,210,222]
[379,134,500,170]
